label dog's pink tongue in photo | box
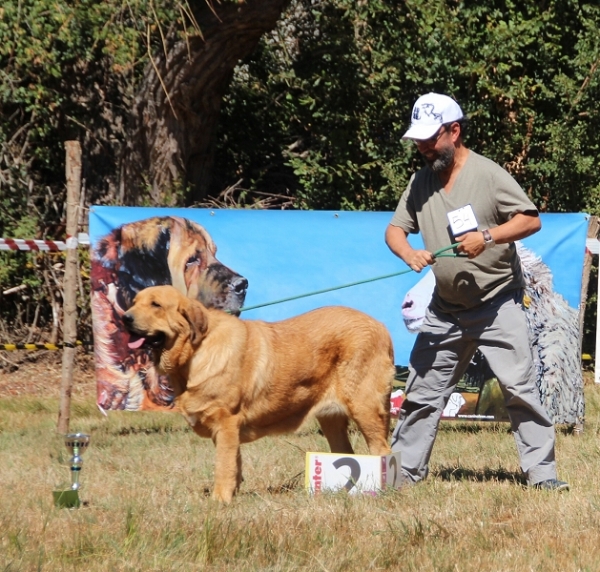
[127,334,145,350]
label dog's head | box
[402,269,435,333]
[92,216,248,315]
[122,285,208,375]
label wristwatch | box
[482,229,495,249]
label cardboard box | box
[305,451,402,494]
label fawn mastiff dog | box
[122,285,395,502]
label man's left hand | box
[455,232,486,259]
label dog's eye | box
[185,255,201,269]
[151,301,161,308]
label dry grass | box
[1,365,600,571]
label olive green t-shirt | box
[390,150,538,312]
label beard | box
[423,145,455,173]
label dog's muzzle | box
[204,264,248,315]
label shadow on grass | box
[437,422,583,436]
[266,471,305,494]
[437,422,511,434]
[432,465,527,485]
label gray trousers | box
[391,289,557,485]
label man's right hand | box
[385,224,434,272]
[403,249,435,272]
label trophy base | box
[53,489,81,509]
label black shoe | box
[532,479,569,491]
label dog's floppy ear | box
[178,297,208,346]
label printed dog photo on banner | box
[91,215,248,411]
[89,207,589,426]
[401,242,585,425]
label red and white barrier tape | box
[0,234,90,252]
[2,235,598,253]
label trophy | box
[53,433,90,508]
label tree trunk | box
[121,0,291,206]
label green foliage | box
[0,0,193,340]
[0,0,189,222]
[215,0,600,212]
[1,0,600,341]
[0,215,40,290]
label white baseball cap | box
[402,93,464,140]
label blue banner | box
[90,206,589,422]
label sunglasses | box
[414,125,449,146]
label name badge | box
[447,204,478,237]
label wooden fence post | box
[57,141,82,435]
[580,216,599,340]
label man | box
[386,92,568,491]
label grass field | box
[1,373,599,572]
